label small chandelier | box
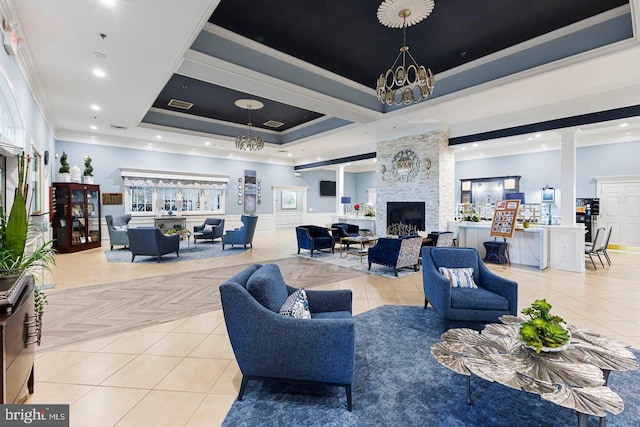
[376,0,435,106]
[235,99,265,151]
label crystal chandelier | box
[376,0,435,106]
[235,99,265,151]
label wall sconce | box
[237,177,243,204]
[425,158,432,176]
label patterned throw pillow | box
[438,267,478,289]
[279,289,311,319]
[113,225,128,231]
[203,224,215,232]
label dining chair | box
[585,227,605,269]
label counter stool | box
[483,239,510,266]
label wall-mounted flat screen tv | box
[319,180,336,196]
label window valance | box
[120,168,228,190]
[123,177,227,189]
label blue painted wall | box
[455,140,640,216]
[55,140,310,217]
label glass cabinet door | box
[71,189,86,246]
[87,189,100,243]
[54,186,70,250]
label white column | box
[559,132,577,226]
[337,165,346,215]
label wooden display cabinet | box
[53,182,101,253]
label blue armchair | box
[331,222,360,248]
[105,214,131,250]
[222,215,258,249]
[127,227,180,262]
[193,218,224,243]
[220,263,355,410]
[422,247,518,330]
[368,235,422,276]
[296,225,334,257]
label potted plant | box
[518,299,570,353]
[83,156,94,184]
[58,151,71,182]
[0,152,56,344]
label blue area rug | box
[222,305,640,426]
[104,241,247,263]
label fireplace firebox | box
[387,202,425,233]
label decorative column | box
[560,132,577,227]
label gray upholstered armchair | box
[127,227,180,262]
[422,247,518,330]
[105,214,132,250]
[193,218,224,243]
[220,263,355,410]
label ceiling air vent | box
[110,124,127,130]
[168,99,193,110]
[263,120,284,128]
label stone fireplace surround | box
[375,130,455,235]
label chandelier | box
[235,99,265,151]
[376,0,435,106]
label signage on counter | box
[490,199,521,238]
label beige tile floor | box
[23,229,640,426]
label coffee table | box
[340,236,378,263]
[431,315,638,427]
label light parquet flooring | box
[26,228,640,427]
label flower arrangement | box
[353,204,360,212]
[518,299,570,353]
[363,204,375,217]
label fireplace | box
[387,202,425,234]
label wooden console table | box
[154,216,187,231]
[0,274,36,403]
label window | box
[130,186,153,212]
[202,189,223,211]
[121,170,228,215]
[181,188,200,212]
[31,151,42,214]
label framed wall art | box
[281,190,297,210]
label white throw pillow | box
[438,267,478,289]
[203,224,215,232]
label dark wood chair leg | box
[346,385,352,412]
[424,298,430,309]
[237,376,249,401]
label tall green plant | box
[0,152,55,272]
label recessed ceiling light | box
[204,141,210,146]
[156,135,162,139]
[347,163,351,166]
[461,147,467,151]
[90,125,97,130]
[535,133,542,138]
[472,143,478,147]
[90,104,100,111]
[287,153,292,157]
[92,68,106,78]
[100,0,116,7]
[620,123,628,127]
[527,137,533,141]
[373,158,377,162]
